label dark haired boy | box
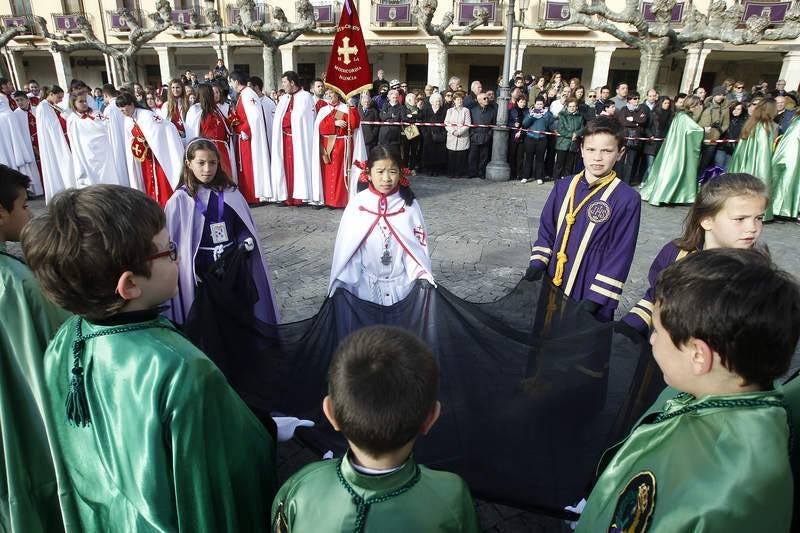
[575,249,799,531]
[271,326,479,532]
[526,116,641,322]
[0,165,68,531]
[21,185,276,532]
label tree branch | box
[416,0,489,45]
[0,25,26,49]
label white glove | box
[272,416,315,442]
[564,498,587,530]
[240,132,249,141]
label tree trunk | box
[426,43,448,89]
[117,55,136,84]
[263,45,277,92]
[636,39,669,95]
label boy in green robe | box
[271,326,480,533]
[576,249,798,532]
[0,165,69,532]
[20,184,276,532]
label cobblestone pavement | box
[255,173,799,532]
[19,176,799,532]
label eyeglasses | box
[146,241,178,262]
[735,85,744,89]
[630,97,640,100]
[587,94,596,98]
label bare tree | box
[416,0,489,86]
[0,23,31,79]
[519,0,800,93]
[176,0,336,91]
[38,0,175,83]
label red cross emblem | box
[414,226,427,246]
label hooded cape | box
[35,102,74,203]
[728,122,777,220]
[122,108,184,192]
[66,111,126,187]
[102,100,132,190]
[164,185,280,325]
[640,112,703,206]
[270,90,316,202]
[235,87,272,200]
[770,116,800,219]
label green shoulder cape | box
[728,122,777,220]
[576,387,793,532]
[771,117,800,219]
[640,112,703,206]
[0,244,69,533]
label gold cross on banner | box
[337,37,358,65]
[132,144,143,157]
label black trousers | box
[699,144,717,173]
[620,148,640,184]
[508,140,525,179]
[447,149,470,177]
[468,143,491,178]
[553,150,578,180]
[522,137,547,181]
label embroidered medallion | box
[608,471,656,533]
[587,200,612,224]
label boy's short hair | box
[0,164,30,212]
[582,115,624,148]
[328,326,439,456]
[21,185,166,321]
[655,249,800,387]
[11,90,27,99]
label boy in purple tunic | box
[525,116,641,322]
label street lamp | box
[485,0,516,181]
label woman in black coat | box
[642,96,674,180]
[358,92,380,154]
[420,93,447,174]
[378,89,404,156]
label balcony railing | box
[456,0,502,26]
[299,0,340,26]
[372,0,417,27]
[741,0,791,23]
[640,1,684,22]
[106,9,141,32]
[227,3,270,23]
[51,12,85,33]
[0,14,36,35]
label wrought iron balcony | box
[0,14,36,35]
[372,0,418,28]
[227,2,270,23]
[51,12,86,33]
[298,0,340,26]
[106,9,141,32]
[456,0,503,27]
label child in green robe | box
[0,165,69,533]
[20,184,276,532]
[576,249,799,532]
[271,326,480,533]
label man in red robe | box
[1,78,17,111]
[117,92,183,208]
[228,71,272,204]
[12,91,41,176]
[312,90,362,208]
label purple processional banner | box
[457,1,497,24]
[376,3,412,23]
[641,1,684,22]
[742,1,790,23]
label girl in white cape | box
[328,146,434,305]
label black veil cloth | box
[183,245,668,516]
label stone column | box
[426,43,447,89]
[778,51,800,93]
[154,45,176,85]
[679,46,711,93]
[279,44,297,74]
[215,44,232,72]
[3,50,26,88]
[514,43,528,74]
[589,44,616,89]
[50,50,73,89]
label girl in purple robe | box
[620,173,768,337]
[165,138,279,325]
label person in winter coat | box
[468,93,497,179]
[378,89,404,156]
[445,91,471,178]
[507,95,529,180]
[552,98,585,179]
[520,96,554,184]
[420,93,447,175]
[642,96,674,180]
[617,92,649,184]
[715,101,745,169]
[359,91,380,154]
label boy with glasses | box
[21,185,277,532]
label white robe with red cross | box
[328,185,434,305]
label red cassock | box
[131,122,173,208]
[54,107,70,149]
[23,108,41,177]
[233,98,257,204]
[6,93,17,110]
[281,95,303,206]
[170,107,186,139]
[199,110,234,180]
[318,106,360,208]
